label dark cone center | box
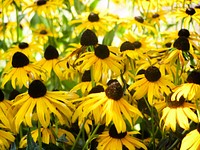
[152,13,160,18]
[186,8,196,15]
[0,90,4,102]
[145,66,161,82]
[12,52,29,68]
[178,29,190,38]
[94,44,110,59]
[187,70,200,85]
[37,0,47,6]
[80,29,98,46]
[44,45,59,60]
[109,124,127,139]
[173,36,190,51]
[134,16,144,23]
[105,80,123,100]
[120,41,135,52]
[18,42,29,49]
[40,30,47,35]
[28,80,47,98]
[82,70,91,82]
[167,95,185,108]
[165,42,172,48]
[88,12,100,22]
[89,85,104,94]
[132,41,142,49]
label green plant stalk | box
[82,123,100,150]
[71,118,87,150]
[38,121,42,150]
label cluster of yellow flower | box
[1,0,200,150]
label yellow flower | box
[97,124,147,150]
[12,80,78,133]
[0,130,15,150]
[75,44,124,84]
[160,96,198,131]
[129,66,174,105]
[180,125,200,150]
[172,70,200,101]
[19,127,75,148]
[1,52,46,89]
[72,80,142,133]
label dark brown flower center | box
[12,52,29,68]
[37,0,47,6]
[173,36,190,51]
[197,124,200,133]
[44,45,59,60]
[186,8,196,15]
[120,41,135,52]
[134,16,144,23]
[105,80,123,100]
[88,12,100,22]
[80,29,98,46]
[109,124,127,138]
[81,70,91,82]
[178,29,190,38]
[89,85,104,94]
[9,90,20,100]
[94,44,110,59]
[187,70,200,85]
[0,90,4,102]
[167,95,185,108]
[18,42,29,49]
[152,13,160,18]
[145,66,161,82]
[28,80,47,98]
[39,30,47,35]
[165,42,172,48]
[195,4,200,9]
[132,41,142,49]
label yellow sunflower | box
[171,70,200,101]
[1,52,46,89]
[97,124,147,150]
[19,127,75,148]
[70,11,117,35]
[74,44,124,84]
[160,96,198,132]
[12,79,78,133]
[72,80,142,133]
[180,124,200,150]
[36,45,63,79]
[128,66,174,105]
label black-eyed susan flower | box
[72,80,142,133]
[70,11,117,35]
[97,124,147,150]
[1,52,46,89]
[169,6,200,28]
[172,70,200,101]
[36,45,63,79]
[12,80,78,133]
[180,124,200,150]
[24,0,64,18]
[160,96,198,132]
[19,127,75,148]
[75,44,124,84]
[129,66,174,105]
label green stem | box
[71,118,87,150]
[82,123,100,150]
[38,121,42,150]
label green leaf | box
[57,134,68,143]
[89,0,99,11]
[102,25,118,46]
[74,0,85,14]
[10,142,16,150]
